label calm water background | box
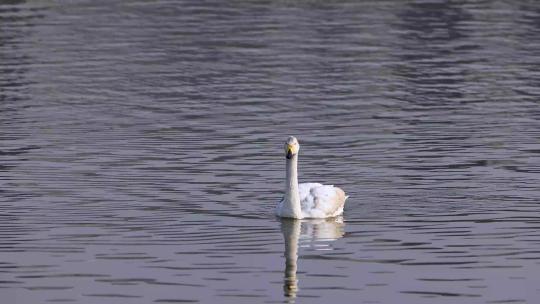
[1,0,540,303]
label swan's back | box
[299,183,347,218]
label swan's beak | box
[286,146,293,159]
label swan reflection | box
[280,217,345,300]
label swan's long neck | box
[284,155,302,218]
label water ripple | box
[1,0,540,303]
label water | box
[1,0,540,303]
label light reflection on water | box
[281,218,345,300]
[1,0,540,303]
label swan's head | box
[285,136,300,159]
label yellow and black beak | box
[286,145,293,159]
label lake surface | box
[1,0,540,303]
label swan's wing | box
[298,182,322,211]
[299,183,347,218]
[310,185,347,217]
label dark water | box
[1,0,540,303]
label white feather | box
[276,182,348,219]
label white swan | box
[275,136,348,219]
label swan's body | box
[275,136,348,219]
[276,183,346,218]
